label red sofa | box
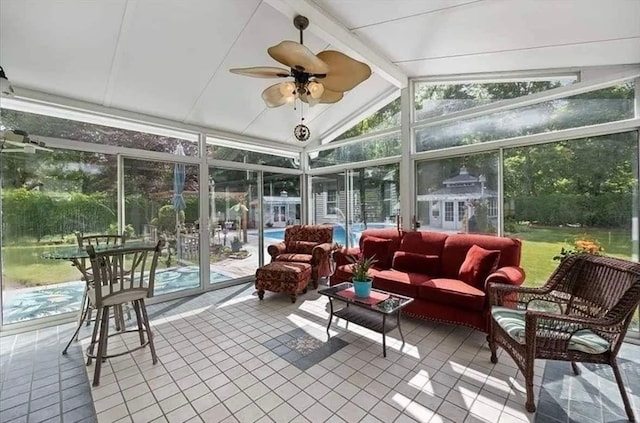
[330,228,525,332]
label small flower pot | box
[352,278,372,298]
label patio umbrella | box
[173,144,186,261]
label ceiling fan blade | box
[261,83,289,108]
[268,41,329,75]
[229,67,290,78]
[300,88,343,105]
[315,51,371,92]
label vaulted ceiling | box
[1,0,638,147]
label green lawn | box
[509,226,634,287]
[2,244,80,288]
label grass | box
[510,226,634,287]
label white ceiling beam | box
[264,0,408,88]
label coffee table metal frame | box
[319,282,414,357]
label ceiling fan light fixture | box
[279,81,296,97]
[308,81,324,99]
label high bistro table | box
[318,282,414,357]
[42,241,157,354]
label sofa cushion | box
[417,278,486,312]
[441,234,521,279]
[491,306,610,354]
[392,251,440,275]
[276,253,312,264]
[373,270,431,298]
[398,231,448,256]
[287,241,317,254]
[362,236,393,269]
[458,245,500,290]
[359,228,404,255]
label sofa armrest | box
[333,247,360,267]
[486,266,526,288]
[267,242,286,261]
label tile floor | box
[536,344,639,423]
[1,283,637,423]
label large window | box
[504,132,639,289]
[208,167,259,283]
[416,153,499,234]
[326,190,337,215]
[414,77,577,121]
[311,165,399,247]
[123,158,201,296]
[1,149,117,324]
[309,133,401,168]
[1,109,199,155]
[207,141,300,169]
[335,97,400,141]
[415,83,635,152]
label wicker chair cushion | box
[491,306,610,354]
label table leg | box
[326,298,334,336]
[382,314,387,358]
[62,298,90,355]
[397,310,405,350]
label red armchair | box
[267,225,334,288]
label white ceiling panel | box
[107,0,261,121]
[312,0,475,29]
[349,0,640,75]
[2,0,638,148]
[399,38,640,76]
[0,0,127,104]
[186,2,330,141]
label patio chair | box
[85,240,163,386]
[267,224,333,288]
[488,254,640,421]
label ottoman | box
[255,262,311,303]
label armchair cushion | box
[392,251,440,275]
[288,241,317,255]
[491,306,610,354]
[458,245,500,289]
[276,253,312,264]
[362,236,393,269]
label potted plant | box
[231,236,242,253]
[348,253,377,298]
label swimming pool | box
[263,223,393,246]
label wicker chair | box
[488,254,640,421]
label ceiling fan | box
[0,129,52,154]
[229,15,371,109]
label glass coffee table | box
[318,282,414,357]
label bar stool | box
[85,240,163,386]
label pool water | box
[2,266,232,324]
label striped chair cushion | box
[491,306,610,354]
